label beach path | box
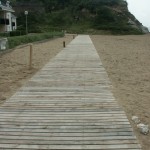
[0,35,141,149]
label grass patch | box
[8,32,64,49]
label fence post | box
[63,41,66,48]
[29,44,33,69]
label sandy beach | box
[91,34,150,150]
[0,34,73,103]
[0,34,150,149]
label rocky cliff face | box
[141,26,149,33]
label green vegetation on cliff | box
[8,0,144,34]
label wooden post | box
[63,41,66,48]
[29,44,33,69]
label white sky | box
[126,0,150,28]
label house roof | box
[0,2,15,12]
[11,13,17,18]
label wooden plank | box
[0,128,133,133]
[0,111,125,115]
[0,144,141,149]
[0,132,134,137]
[0,123,132,129]
[0,135,138,140]
[0,139,139,145]
[0,108,123,111]
[0,113,127,117]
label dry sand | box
[0,34,73,103]
[91,34,150,150]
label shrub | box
[8,32,64,49]
[10,31,26,36]
[0,32,10,37]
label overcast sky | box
[126,0,150,28]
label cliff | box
[7,0,149,34]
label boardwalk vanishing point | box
[0,35,141,149]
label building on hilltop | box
[0,1,17,32]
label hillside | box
[8,0,149,34]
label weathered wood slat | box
[0,135,138,140]
[0,127,133,132]
[0,144,141,149]
[0,35,141,149]
[0,108,122,111]
[0,124,131,129]
[0,139,139,145]
[0,116,128,120]
[0,111,125,115]
[0,131,134,136]
[0,113,126,117]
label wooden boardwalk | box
[0,35,141,149]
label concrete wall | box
[12,17,17,31]
[6,12,12,32]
